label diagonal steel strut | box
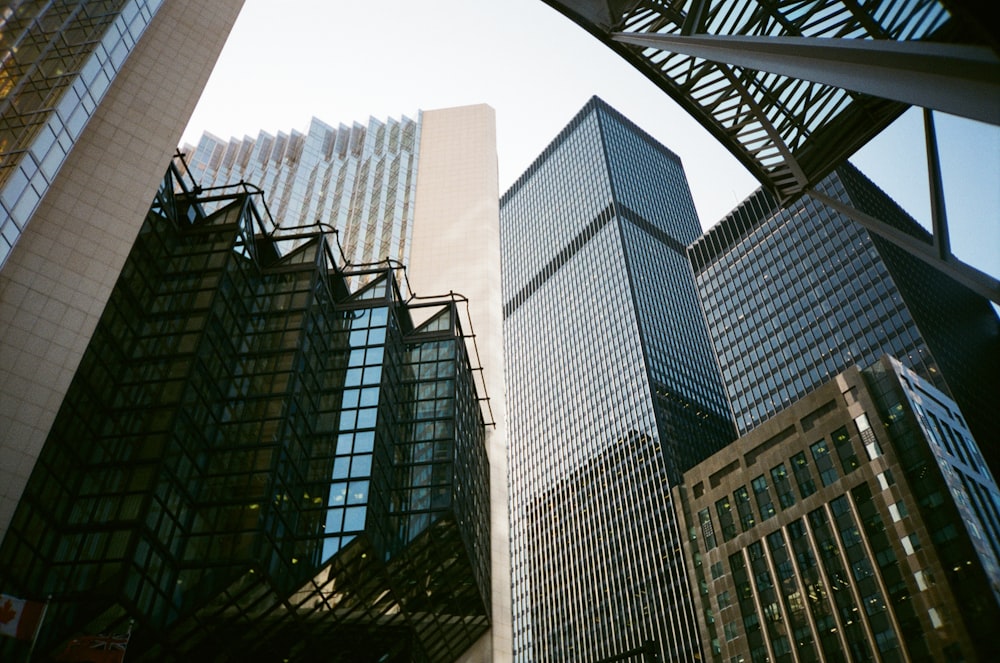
[611,33,1000,126]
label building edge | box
[0,0,246,544]
[408,104,512,661]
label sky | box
[180,0,999,278]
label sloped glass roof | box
[542,0,993,203]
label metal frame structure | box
[0,164,493,662]
[540,0,1000,302]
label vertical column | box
[408,103,510,660]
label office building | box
[407,105,510,662]
[0,165,492,661]
[501,96,735,662]
[3,90,510,657]
[180,113,421,269]
[676,355,1000,663]
[0,0,244,544]
[689,164,1000,471]
[183,103,511,661]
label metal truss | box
[542,0,1000,302]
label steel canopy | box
[540,0,998,205]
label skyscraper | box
[689,164,1000,471]
[0,164,492,661]
[675,355,1000,662]
[180,113,421,269]
[0,0,244,543]
[1,0,169,248]
[182,104,511,661]
[501,97,735,661]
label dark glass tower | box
[0,165,490,662]
[689,163,1000,472]
[501,97,735,662]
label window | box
[856,413,883,459]
[875,547,896,568]
[717,590,731,608]
[862,592,886,616]
[855,412,872,432]
[810,440,838,486]
[752,475,776,521]
[852,559,874,580]
[919,490,946,509]
[735,486,756,531]
[699,508,718,550]
[928,607,944,629]
[770,463,795,509]
[888,501,907,522]
[787,519,806,540]
[932,524,959,544]
[873,628,899,654]
[791,452,816,498]
[711,561,725,580]
[716,497,737,541]
[831,426,860,474]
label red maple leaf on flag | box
[0,593,43,640]
[0,599,16,625]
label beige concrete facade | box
[409,104,511,662]
[675,359,998,662]
[0,0,245,543]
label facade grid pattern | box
[0,0,165,266]
[677,357,1000,663]
[501,97,734,663]
[181,113,421,270]
[0,167,491,662]
[689,164,1000,475]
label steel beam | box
[611,33,1000,126]
[923,109,951,261]
[806,189,1000,304]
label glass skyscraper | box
[181,113,421,269]
[689,164,1000,472]
[182,105,512,660]
[0,165,491,661]
[501,97,734,662]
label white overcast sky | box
[181,0,999,276]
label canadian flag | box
[0,593,44,640]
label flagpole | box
[24,595,50,663]
[121,619,134,662]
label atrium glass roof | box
[542,0,997,204]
